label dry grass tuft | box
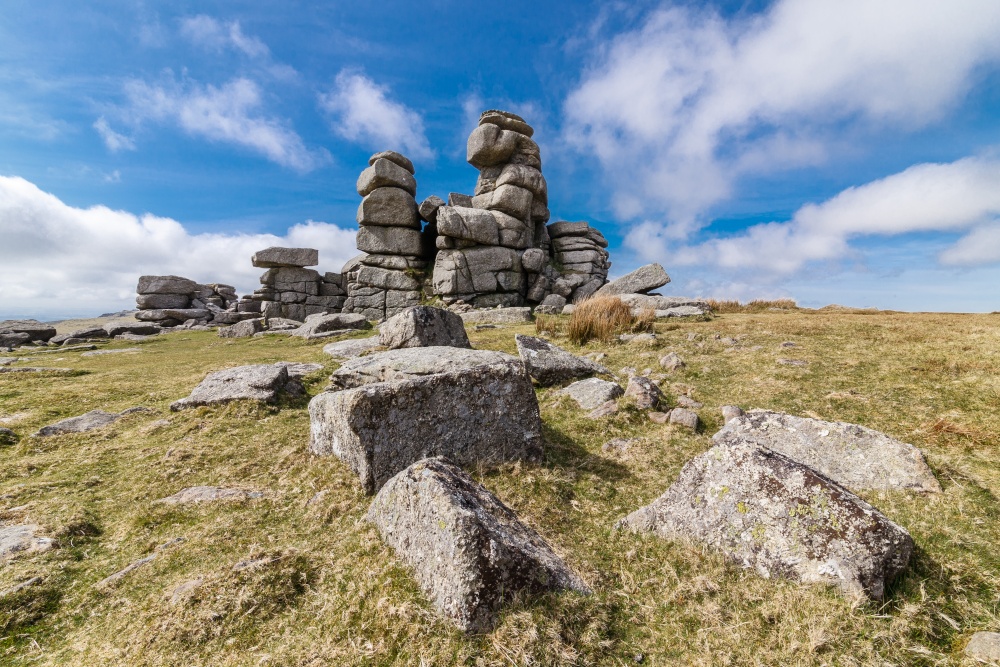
[927,417,991,446]
[706,298,798,313]
[567,296,653,345]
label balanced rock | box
[514,334,609,386]
[620,440,914,599]
[368,457,589,632]
[135,275,198,295]
[309,358,543,493]
[329,347,516,391]
[713,410,941,494]
[596,263,670,296]
[170,364,299,411]
[357,158,417,197]
[218,318,264,338]
[251,247,319,268]
[378,306,471,350]
[557,377,623,410]
[368,150,414,174]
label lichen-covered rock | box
[514,334,609,386]
[624,376,664,409]
[367,457,589,631]
[620,440,914,599]
[218,318,264,338]
[557,377,624,410]
[659,352,686,372]
[378,306,471,350]
[322,336,382,361]
[329,347,517,390]
[0,524,55,561]
[251,247,319,268]
[34,407,148,437]
[170,364,298,410]
[596,263,671,296]
[713,410,941,494]
[156,486,262,504]
[669,407,700,430]
[966,632,1000,663]
[309,359,543,493]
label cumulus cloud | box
[180,15,269,58]
[121,76,327,171]
[93,116,135,152]
[564,0,1000,232]
[640,156,1000,275]
[0,176,358,319]
[319,70,433,161]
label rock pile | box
[0,320,57,349]
[236,247,346,322]
[547,221,611,304]
[134,275,242,327]
[343,152,429,321]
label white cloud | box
[121,76,327,171]
[564,0,1000,232]
[319,70,433,161]
[0,176,358,319]
[93,117,135,152]
[641,156,1000,274]
[179,15,269,58]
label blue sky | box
[2,0,999,319]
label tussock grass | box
[567,296,654,345]
[0,310,998,665]
[705,298,798,313]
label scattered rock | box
[619,440,914,599]
[721,405,745,423]
[367,457,589,632]
[170,364,300,411]
[620,333,657,345]
[322,336,382,361]
[379,306,471,350]
[648,411,671,424]
[624,376,664,410]
[780,341,798,348]
[515,334,609,386]
[675,395,703,409]
[310,359,543,493]
[557,377,624,410]
[329,347,516,390]
[777,358,809,367]
[587,400,619,419]
[168,578,205,604]
[96,538,184,588]
[0,427,17,445]
[603,438,639,455]
[0,357,18,366]
[669,408,700,431]
[966,632,1000,663]
[0,367,74,374]
[595,263,670,296]
[713,410,941,494]
[218,318,264,338]
[274,362,325,379]
[0,524,55,561]
[659,352,686,372]
[50,327,109,344]
[34,407,148,437]
[459,308,533,325]
[80,347,142,357]
[156,486,262,504]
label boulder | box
[368,150,415,174]
[557,377,624,410]
[355,265,421,291]
[356,187,420,229]
[0,427,18,445]
[136,293,190,309]
[135,275,198,295]
[251,247,319,268]
[322,336,382,361]
[514,334,609,386]
[104,322,162,337]
[624,376,664,410]
[669,408,700,430]
[713,410,941,494]
[619,440,913,599]
[378,306,471,350]
[596,263,671,296]
[329,347,516,390]
[34,407,147,437]
[50,327,109,345]
[436,206,500,246]
[156,486,262,504]
[966,632,1000,663]
[659,352,686,371]
[170,364,299,411]
[0,332,31,348]
[615,293,711,313]
[356,225,423,256]
[418,195,446,223]
[0,524,55,561]
[368,457,588,632]
[479,109,535,138]
[134,308,210,322]
[357,158,417,197]
[218,318,264,338]
[653,306,708,318]
[458,307,534,325]
[0,320,57,342]
[467,123,518,168]
[309,358,543,493]
[547,221,590,238]
[292,313,371,339]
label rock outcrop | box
[368,457,590,632]
[0,320,57,348]
[135,276,242,327]
[237,248,346,322]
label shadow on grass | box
[540,422,632,483]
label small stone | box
[966,632,1000,663]
[669,408,699,430]
[0,427,17,445]
[675,395,703,409]
[659,352,685,372]
[648,411,671,424]
[0,524,55,561]
[587,400,619,419]
[80,348,142,357]
[780,341,798,348]
[624,376,664,410]
[777,358,809,367]
[602,438,639,455]
[721,405,745,423]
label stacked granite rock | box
[547,221,611,304]
[343,151,428,322]
[135,275,242,327]
[431,111,549,309]
[236,247,345,322]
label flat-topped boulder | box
[170,364,301,411]
[135,308,210,322]
[515,334,609,386]
[329,347,516,390]
[713,410,941,494]
[251,247,319,268]
[458,307,533,325]
[557,377,624,410]
[291,313,371,339]
[596,263,671,296]
[368,457,588,632]
[322,336,382,361]
[34,407,149,437]
[310,358,543,493]
[0,320,57,343]
[379,306,471,350]
[620,440,913,599]
[103,322,161,337]
[614,294,711,313]
[136,275,198,295]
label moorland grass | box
[0,310,998,665]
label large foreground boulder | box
[620,440,913,599]
[309,358,543,493]
[368,457,590,631]
[379,306,471,349]
[514,335,609,386]
[713,410,941,494]
[329,347,516,390]
[595,263,670,296]
[170,364,300,410]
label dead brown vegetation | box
[706,298,798,313]
[566,296,654,345]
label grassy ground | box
[0,309,998,666]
